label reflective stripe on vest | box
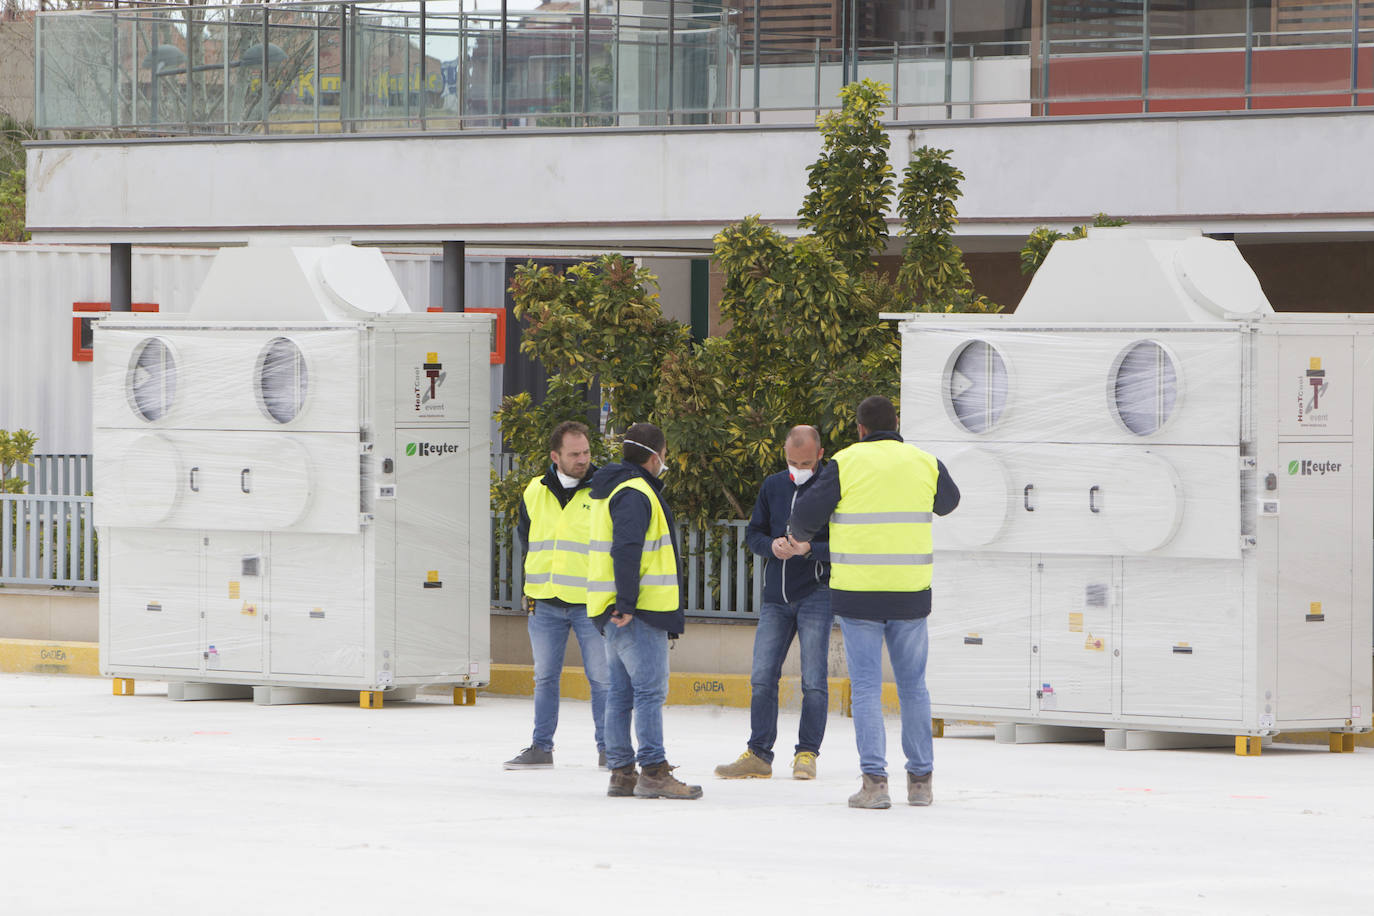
[586,477,681,617]
[828,440,939,594]
[521,476,594,604]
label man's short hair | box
[857,396,897,432]
[549,420,590,453]
[786,425,821,447]
[622,422,666,466]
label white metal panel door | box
[1121,559,1243,721]
[1276,442,1354,721]
[1036,557,1114,715]
[927,552,1032,710]
[105,529,202,671]
[202,532,265,674]
[393,425,470,679]
[267,532,367,679]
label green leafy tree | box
[895,146,998,313]
[1020,213,1129,276]
[0,428,38,494]
[0,114,34,243]
[494,81,993,530]
[797,79,894,276]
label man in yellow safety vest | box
[788,396,960,809]
[504,420,609,771]
[586,422,702,800]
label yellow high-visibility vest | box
[521,477,594,605]
[828,440,938,594]
[586,477,680,617]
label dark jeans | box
[748,586,833,764]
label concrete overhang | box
[24,109,1374,250]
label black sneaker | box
[503,746,553,769]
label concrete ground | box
[3,673,1373,915]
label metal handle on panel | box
[240,469,251,494]
[1089,485,1101,514]
[1023,483,1035,512]
[189,467,199,492]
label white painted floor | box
[3,673,1373,915]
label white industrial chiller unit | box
[94,243,492,704]
[897,228,1373,751]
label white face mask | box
[555,469,581,489]
[655,456,669,478]
[788,465,814,486]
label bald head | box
[784,425,823,470]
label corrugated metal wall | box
[0,245,481,455]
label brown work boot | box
[634,761,703,800]
[847,773,891,809]
[908,771,933,806]
[713,749,772,779]
[607,764,638,797]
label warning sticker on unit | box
[228,581,240,599]
[241,602,257,616]
[1307,601,1325,623]
[1084,632,1104,652]
[1068,612,1084,633]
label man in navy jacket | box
[714,425,833,781]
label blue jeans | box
[838,615,932,780]
[749,586,833,764]
[602,615,671,769]
[528,600,610,753]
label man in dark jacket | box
[714,425,833,781]
[586,422,701,800]
[789,396,959,810]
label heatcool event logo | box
[406,442,460,457]
[1288,459,1342,476]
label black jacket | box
[787,431,959,621]
[746,465,830,605]
[516,463,597,609]
[587,461,685,636]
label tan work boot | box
[792,751,818,780]
[634,761,703,799]
[714,749,772,779]
[848,773,891,809]
[607,764,638,797]
[908,771,933,806]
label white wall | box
[26,110,1374,250]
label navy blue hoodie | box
[746,465,830,605]
[587,460,685,636]
[788,431,959,621]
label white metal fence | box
[493,516,763,621]
[14,454,94,496]
[0,494,98,588]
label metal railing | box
[32,1,1374,136]
[0,494,98,588]
[14,454,94,497]
[493,515,762,621]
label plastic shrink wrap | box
[93,243,493,702]
[894,228,1373,744]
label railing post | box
[944,0,953,119]
[1244,0,1254,110]
[892,40,899,119]
[752,0,760,123]
[1141,0,1151,113]
[667,0,675,125]
[419,1,427,129]
[110,11,119,130]
[814,37,821,117]
[262,8,270,134]
[1352,0,1361,107]
[582,0,591,124]
[499,0,508,127]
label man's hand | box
[771,536,798,559]
[787,536,811,556]
[611,609,634,628]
